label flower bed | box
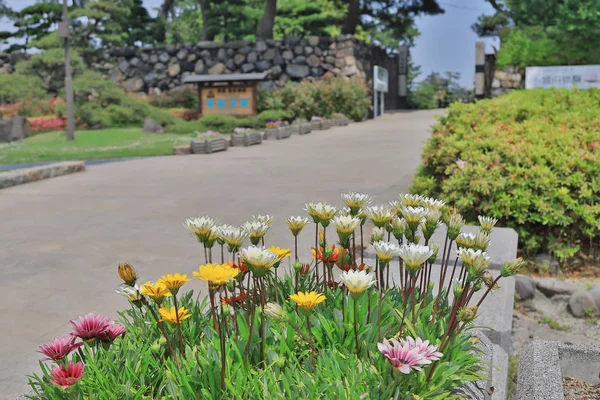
[28,193,523,399]
[264,121,292,140]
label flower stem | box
[259,277,266,367]
[353,298,360,357]
[314,224,320,284]
[219,301,227,391]
[172,294,186,357]
[208,289,219,333]
[143,299,180,368]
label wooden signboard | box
[200,84,257,117]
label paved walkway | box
[0,110,438,398]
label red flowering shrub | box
[27,116,67,132]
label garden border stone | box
[0,161,85,189]
[231,131,262,147]
[310,120,322,130]
[299,123,312,134]
[264,126,292,140]
[190,137,228,154]
[516,341,600,399]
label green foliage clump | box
[147,87,198,110]
[14,48,85,94]
[411,89,600,258]
[0,73,46,104]
[259,77,370,122]
[168,110,293,134]
[65,71,176,128]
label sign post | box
[398,46,408,109]
[373,66,389,117]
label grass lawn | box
[0,128,195,164]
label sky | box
[1,0,498,88]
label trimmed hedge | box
[168,110,293,134]
[411,89,600,261]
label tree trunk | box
[199,0,214,41]
[256,0,277,40]
[160,0,175,20]
[342,0,360,35]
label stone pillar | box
[398,46,408,109]
[475,42,485,100]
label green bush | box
[147,86,198,109]
[0,73,47,104]
[65,71,177,128]
[167,110,294,134]
[411,89,600,260]
[258,77,370,121]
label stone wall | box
[96,35,374,94]
[490,65,525,98]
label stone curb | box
[516,340,600,399]
[0,161,85,189]
[452,329,509,400]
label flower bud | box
[226,280,236,292]
[453,282,464,298]
[427,242,439,264]
[293,261,304,272]
[457,306,479,323]
[264,302,286,321]
[118,262,137,286]
[473,230,491,252]
[447,212,465,241]
[501,257,526,277]
[370,227,385,244]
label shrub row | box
[168,109,293,134]
[410,89,600,262]
[258,76,370,122]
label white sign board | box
[373,66,389,93]
[526,65,600,89]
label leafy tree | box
[0,3,62,52]
[66,0,138,63]
[477,0,600,66]
[273,0,344,37]
[341,0,443,46]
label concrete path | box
[0,110,438,398]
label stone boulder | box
[0,116,31,143]
[208,62,226,75]
[515,275,536,301]
[568,290,600,318]
[168,63,181,77]
[0,120,12,143]
[536,278,580,297]
[589,285,600,310]
[535,253,560,274]
[123,77,144,92]
[287,64,310,79]
[143,118,165,134]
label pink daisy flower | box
[70,313,111,341]
[400,336,443,362]
[50,361,85,389]
[377,338,431,374]
[38,336,83,362]
[99,322,127,342]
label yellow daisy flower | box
[158,306,191,324]
[289,291,326,312]
[193,263,239,289]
